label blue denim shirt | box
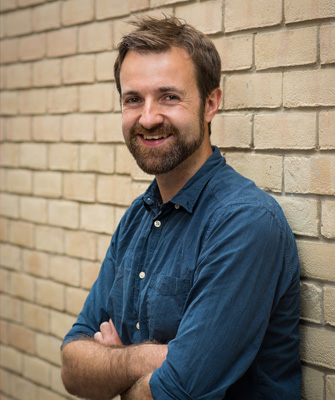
[63,147,301,399]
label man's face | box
[119,47,208,175]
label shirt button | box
[174,204,180,209]
[154,220,161,228]
[136,322,140,330]
[139,271,145,279]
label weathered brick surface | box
[1,1,335,399]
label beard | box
[125,114,205,175]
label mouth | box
[138,133,172,148]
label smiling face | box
[120,47,211,176]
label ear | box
[204,88,222,123]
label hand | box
[94,319,123,346]
[121,374,153,400]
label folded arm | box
[61,319,167,400]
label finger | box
[94,331,103,343]
[100,321,113,339]
[109,319,123,345]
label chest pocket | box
[147,273,191,343]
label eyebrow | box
[122,86,186,98]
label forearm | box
[61,338,166,400]
[121,374,153,400]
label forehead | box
[119,47,198,93]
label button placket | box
[154,220,161,228]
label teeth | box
[143,134,168,140]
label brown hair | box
[114,15,221,106]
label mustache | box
[130,122,178,136]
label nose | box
[139,100,164,129]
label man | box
[61,16,301,400]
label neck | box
[155,141,213,203]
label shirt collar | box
[143,146,225,214]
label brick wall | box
[0,0,334,399]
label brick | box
[213,35,252,72]
[320,24,335,65]
[0,294,21,321]
[150,0,185,6]
[112,17,135,49]
[0,193,19,218]
[80,144,115,173]
[324,286,335,326]
[96,0,129,19]
[33,59,61,87]
[9,323,35,354]
[129,0,149,11]
[36,333,62,365]
[225,153,282,192]
[47,86,78,114]
[62,114,95,142]
[96,113,124,142]
[63,173,95,202]
[49,143,79,171]
[0,38,19,64]
[298,240,335,282]
[20,196,47,224]
[0,91,18,115]
[0,0,17,11]
[254,112,316,149]
[10,272,35,301]
[284,69,335,107]
[62,0,94,26]
[327,375,335,399]
[0,64,5,89]
[50,310,77,340]
[50,365,70,396]
[131,182,149,201]
[285,0,335,23]
[225,0,282,33]
[62,55,95,84]
[36,279,64,310]
[97,175,133,205]
[255,27,317,70]
[19,143,48,169]
[0,369,11,396]
[11,375,37,400]
[79,22,113,53]
[22,249,48,278]
[131,160,152,181]
[48,199,79,229]
[33,171,62,198]
[18,0,46,6]
[96,51,118,81]
[5,169,32,195]
[32,115,62,142]
[49,255,80,286]
[301,365,324,400]
[10,220,34,248]
[66,286,89,315]
[115,144,133,174]
[5,116,31,141]
[225,73,282,110]
[0,345,23,373]
[81,204,115,234]
[35,225,64,254]
[276,196,319,237]
[47,27,77,58]
[37,386,67,400]
[79,83,113,112]
[0,143,19,167]
[0,218,9,242]
[23,355,50,386]
[33,2,60,32]
[300,325,335,369]
[176,0,222,34]
[81,260,100,289]
[20,89,47,114]
[320,111,335,149]
[5,63,32,89]
[211,113,252,149]
[0,243,21,270]
[19,33,46,61]
[5,8,32,37]
[300,281,322,323]
[22,302,49,333]
[65,230,97,260]
[322,200,335,239]
[285,156,335,195]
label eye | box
[163,94,180,102]
[125,97,140,104]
